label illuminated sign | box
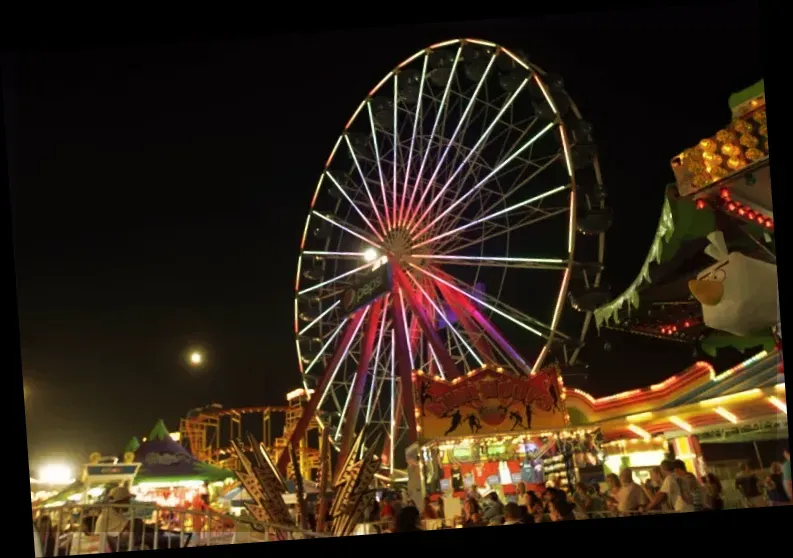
[85,464,140,477]
[414,367,567,440]
[341,262,392,315]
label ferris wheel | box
[282,39,611,474]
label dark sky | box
[9,5,763,468]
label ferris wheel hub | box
[383,227,414,261]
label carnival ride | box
[288,38,613,477]
[179,390,323,479]
[593,80,776,358]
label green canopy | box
[133,419,234,484]
[594,185,716,328]
[728,79,764,114]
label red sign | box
[415,367,567,440]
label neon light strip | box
[366,101,392,230]
[297,261,374,296]
[303,251,368,258]
[714,406,738,424]
[410,255,565,265]
[627,424,652,441]
[768,396,787,414]
[713,350,769,381]
[399,54,428,228]
[302,318,349,378]
[324,172,385,241]
[343,135,388,235]
[365,303,389,423]
[315,309,369,410]
[310,211,382,249]
[669,416,693,432]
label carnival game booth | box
[132,420,235,511]
[410,364,607,513]
[565,349,786,481]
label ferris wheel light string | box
[412,182,570,250]
[399,54,429,229]
[404,45,463,228]
[335,377,356,442]
[343,135,388,235]
[310,211,382,250]
[398,288,415,366]
[411,119,557,238]
[403,76,530,234]
[315,307,370,411]
[324,172,385,242]
[409,254,566,265]
[411,264,546,339]
[390,328,396,475]
[407,52,497,228]
[366,101,392,230]
[533,74,559,115]
[406,272,484,367]
[297,259,375,296]
[301,316,350,378]
[298,300,341,336]
[322,135,345,174]
[392,75,399,228]
[303,250,369,259]
[365,303,390,423]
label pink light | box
[399,55,429,229]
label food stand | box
[410,364,607,511]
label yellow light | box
[746,147,764,161]
[39,464,75,486]
[669,416,693,432]
[714,407,738,424]
[767,397,787,414]
[699,388,763,407]
[190,352,202,365]
[363,248,378,263]
[626,412,653,423]
[699,138,718,153]
[775,383,786,393]
[627,424,652,441]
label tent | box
[134,419,234,484]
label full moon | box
[190,352,203,365]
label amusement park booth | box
[565,349,786,481]
[409,364,607,506]
[132,419,235,509]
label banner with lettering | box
[414,367,567,441]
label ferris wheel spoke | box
[398,54,429,229]
[407,77,533,234]
[404,45,463,228]
[405,271,484,369]
[412,118,558,238]
[435,267,570,341]
[310,211,382,251]
[366,101,393,230]
[411,264,556,342]
[433,205,569,255]
[407,254,568,270]
[297,259,376,296]
[435,151,561,237]
[325,171,386,242]
[409,53,498,229]
[302,250,371,261]
[343,135,388,235]
[299,316,349,377]
[297,300,341,336]
[413,183,569,250]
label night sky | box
[10,5,764,470]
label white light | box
[39,464,74,486]
[190,352,202,365]
[363,248,378,263]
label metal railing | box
[32,503,326,555]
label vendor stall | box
[410,365,606,508]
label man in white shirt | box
[646,460,687,512]
[94,486,132,538]
[616,469,647,514]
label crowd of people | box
[373,449,791,532]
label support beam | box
[434,273,532,375]
[335,298,384,471]
[277,309,367,474]
[390,260,460,379]
[391,287,418,443]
